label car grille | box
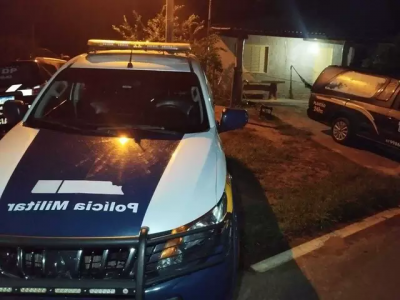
[0,217,230,300]
[0,248,136,280]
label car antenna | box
[127,48,133,69]
[133,132,145,151]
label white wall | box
[219,35,344,99]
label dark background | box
[1,0,400,57]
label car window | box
[376,79,399,101]
[325,71,387,98]
[0,62,42,89]
[394,92,400,111]
[28,68,209,133]
[39,63,57,80]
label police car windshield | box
[28,68,209,134]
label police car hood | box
[0,125,222,237]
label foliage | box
[361,35,400,75]
[112,5,228,103]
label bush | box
[112,5,229,104]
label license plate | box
[0,95,15,104]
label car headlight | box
[157,192,228,270]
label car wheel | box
[332,117,352,145]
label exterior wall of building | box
[219,35,344,100]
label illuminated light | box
[0,96,15,103]
[308,43,320,55]
[0,287,12,293]
[89,289,116,294]
[6,84,22,93]
[19,89,33,96]
[55,288,81,294]
[20,288,47,293]
[88,39,191,52]
[119,136,129,145]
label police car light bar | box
[88,39,191,52]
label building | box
[218,34,344,99]
[212,0,399,104]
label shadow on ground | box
[227,157,319,300]
[321,129,400,163]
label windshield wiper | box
[96,124,183,135]
[29,118,83,131]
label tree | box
[112,5,228,103]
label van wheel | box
[332,117,352,145]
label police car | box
[308,66,400,150]
[0,40,248,300]
[0,57,66,132]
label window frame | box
[393,88,400,111]
[244,44,269,74]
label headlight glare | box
[157,193,228,270]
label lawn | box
[220,110,400,266]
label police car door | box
[386,92,400,149]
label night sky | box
[0,0,399,56]
[0,0,230,55]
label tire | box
[331,117,352,145]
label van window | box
[376,79,399,101]
[325,71,387,98]
[41,63,57,75]
[394,92,400,111]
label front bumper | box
[1,261,234,300]
[0,214,238,300]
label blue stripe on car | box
[0,129,182,237]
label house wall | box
[219,35,344,99]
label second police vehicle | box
[0,57,66,133]
[308,66,400,150]
[0,40,248,300]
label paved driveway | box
[236,215,400,300]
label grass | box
[220,119,400,266]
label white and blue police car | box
[0,40,248,300]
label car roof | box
[69,50,196,73]
[14,57,66,63]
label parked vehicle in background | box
[0,57,66,133]
[308,66,400,151]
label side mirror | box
[3,100,29,126]
[218,108,248,133]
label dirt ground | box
[265,102,400,176]
[215,105,400,266]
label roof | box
[70,50,194,72]
[213,2,398,42]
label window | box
[244,45,269,73]
[264,47,269,73]
[394,92,400,111]
[376,79,399,101]
[325,71,387,98]
[0,62,42,89]
[28,68,209,134]
[40,63,57,76]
